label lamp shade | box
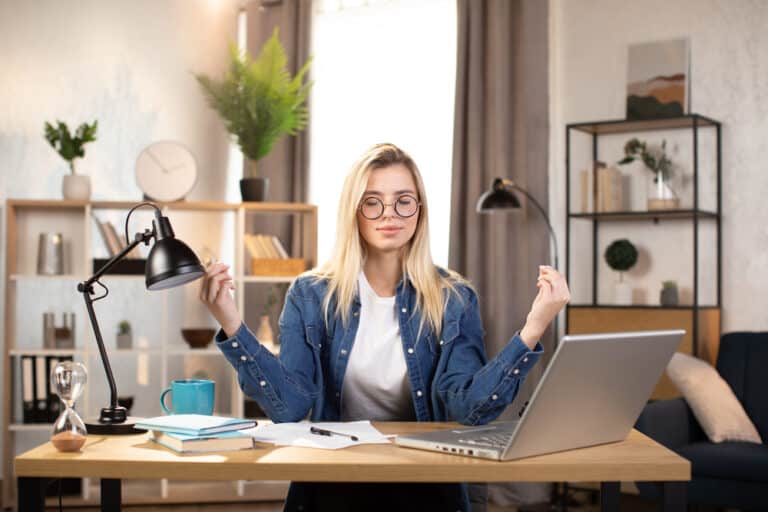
[145,216,205,290]
[476,178,521,213]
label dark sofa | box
[635,332,768,510]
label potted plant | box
[618,137,679,210]
[195,29,312,202]
[604,238,638,305]
[44,120,98,200]
[116,320,132,349]
[660,280,679,306]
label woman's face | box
[357,163,420,256]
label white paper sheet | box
[241,420,391,450]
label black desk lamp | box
[78,202,205,434]
[476,178,560,341]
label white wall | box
[549,0,768,331]
[0,0,239,466]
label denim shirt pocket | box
[430,320,460,355]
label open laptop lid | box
[502,329,684,460]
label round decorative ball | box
[604,239,638,272]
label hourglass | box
[50,361,88,452]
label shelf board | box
[242,275,298,283]
[568,304,720,310]
[9,423,51,432]
[9,348,82,356]
[166,347,220,355]
[9,274,81,281]
[567,114,719,134]
[568,209,718,221]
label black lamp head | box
[476,178,521,213]
[145,214,205,291]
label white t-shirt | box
[340,271,415,421]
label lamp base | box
[85,416,147,435]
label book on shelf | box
[580,163,624,213]
[135,414,257,436]
[244,233,290,259]
[93,214,141,259]
[148,429,254,453]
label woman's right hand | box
[199,262,242,337]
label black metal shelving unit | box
[564,114,722,356]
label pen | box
[310,426,359,441]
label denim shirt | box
[216,270,544,425]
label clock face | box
[135,141,198,202]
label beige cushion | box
[666,352,762,444]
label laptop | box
[395,330,684,461]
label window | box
[309,0,457,266]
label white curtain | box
[309,0,457,266]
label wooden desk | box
[15,422,689,512]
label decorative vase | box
[647,169,679,210]
[240,160,269,201]
[256,315,278,354]
[613,281,632,305]
[116,333,132,350]
[62,174,91,201]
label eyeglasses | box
[359,194,421,220]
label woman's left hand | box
[520,266,571,347]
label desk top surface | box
[15,422,689,482]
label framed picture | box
[626,38,689,120]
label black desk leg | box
[101,478,122,512]
[18,477,47,512]
[600,481,620,512]
[662,481,687,512]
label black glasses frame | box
[358,194,421,220]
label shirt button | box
[401,308,407,313]
[340,349,348,355]
[353,311,359,317]
[513,368,520,375]
[523,357,528,363]
[416,390,423,397]
[439,340,445,345]
[240,355,247,362]
[491,394,498,400]
[259,380,267,387]
[231,342,238,348]
[407,348,414,354]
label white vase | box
[62,174,91,201]
[613,281,633,305]
[646,169,679,210]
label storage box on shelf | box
[564,115,722,400]
[2,199,316,509]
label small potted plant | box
[618,137,679,210]
[604,239,638,305]
[195,29,312,202]
[660,280,679,306]
[44,120,98,200]
[116,320,132,350]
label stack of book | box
[579,163,625,213]
[245,233,307,277]
[136,414,257,453]
[92,213,145,274]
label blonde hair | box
[309,143,469,338]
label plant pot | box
[660,287,679,306]
[613,281,632,305]
[116,333,132,350]
[62,174,91,201]
[240,177,269,202]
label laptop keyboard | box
[457,428,516,448]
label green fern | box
[195,29,312,177]
[43,120,98,174]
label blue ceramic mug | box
[160,379,215,415]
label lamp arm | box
[502,179,559,270]
[77,232,151,418]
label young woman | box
[200,143,570,511]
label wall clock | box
[135,141,197,202]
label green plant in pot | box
[116,320,132,350]
[195,29,312,202]
[604,238,638,305]
[44,120,98,200]
[618,137,679,211]
[660,280,679,307]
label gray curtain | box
[449,0,551,505]
[244,0,313,327]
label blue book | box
[135,414,256,436]
[149,430,254,453]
